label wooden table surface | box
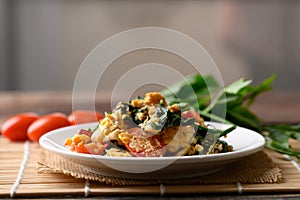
[0,90,299,199]
[1,90,299,124]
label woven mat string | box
[10,141,30,198]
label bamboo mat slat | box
[0,137,300,198]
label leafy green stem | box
[202,90,224,114]
[162,73,300,160]
[199,111,233,125]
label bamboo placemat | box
[0,137,300,198]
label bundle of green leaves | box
[162,74,300,160]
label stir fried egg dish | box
[65,92,233,157]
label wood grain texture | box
[0,91,299,124]
[0,137,299,198]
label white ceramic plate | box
[39,122,265,180]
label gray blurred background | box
[0,0,299,91]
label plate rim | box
[39,121,265,163]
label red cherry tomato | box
[68,110,104,125]
[1,113,39,141]
[27,113,70,142]
[124,128,166,157]
[181,110,202,123]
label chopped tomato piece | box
[125,128,166,157]
[74,143,90,154]
[181,110,202,123]
[73,142,107,155]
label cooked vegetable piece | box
[123,128,166,157]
